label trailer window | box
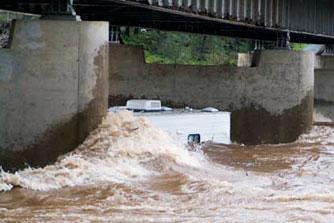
[188,134,200,143]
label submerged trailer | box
[110,100,231,144]
[141,112,230,144]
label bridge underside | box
[1,0,334,44]
[75,0,334,44]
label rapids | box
[1,111,334,222]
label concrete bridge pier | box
[314,55,334,122]
[236,50,314,144]
[0,20,109,171]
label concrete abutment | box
[110,44,314,145]
[0,20,109,171]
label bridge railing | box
[0,9,40,48]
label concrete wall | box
[109,44,314,145]
[314,56,334,122]
[240,53,334,123]
[0,20,109,171]
[237,53,255,67]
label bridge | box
[1,0,334,171]
[1,0,334,44]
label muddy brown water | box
[1,111,334,222]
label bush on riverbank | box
[120,28,254,66]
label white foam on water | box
[298,125,334,144]
[0,181,13,191]
[313,111,332,122]
[0,111,208,191]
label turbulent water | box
[1,111,334,222]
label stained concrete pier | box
[0,20,109,171]
[236,51,314,144]
[109,44,314,145]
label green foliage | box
[120,28,254,66]
[292,43,308,51]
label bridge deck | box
[1,0,334,43]
[74,0,334,44]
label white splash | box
[313,111,332,122]
[298,125,334,144]
[0,111,207,191]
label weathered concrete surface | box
[234,50,314,144]
[237,53,254,67]
[110,44,314,145]
[241,54,334,123]
[314,55,334,122]
[0,20,109,171]
[314,55,334,69]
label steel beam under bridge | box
[2,0,334,44]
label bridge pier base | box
[0,20,109,171]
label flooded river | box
[1,111,334,222]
